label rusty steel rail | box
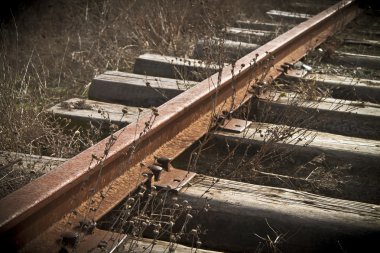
[0,1,361,252]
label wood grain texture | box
[0,152,66,198]
[75,228,221,253]
[194,37,260,60]
[133,53,222,81]
[329,51,380,70]
[90,71,197,107]
[175,175,380,252]
[47,98,149,127]
[214,121,380,163]
[225,27,275,44]
[234,20,291,32]
[283,71,380,102]
[344,38,380,47]
[0,151,66,174]
[266,10,311,22]
[249,92,380,139]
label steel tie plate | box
[221,118,252,133]
[153,168,196,191]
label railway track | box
[1,0,379,252]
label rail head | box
[0,0,361,251]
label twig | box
[252,169,313,182]
[0,158,22,171]
[57,37,70,87]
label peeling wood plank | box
[248,92,380,139]
[289,2,331,13]
[344,38,380,47]
[0,152,66,198]
[266,10,312,22]
[0,152,66,174]
[214,121,380,164]
[89,71,197,107]
[224,27,275,44]
[75,228,221,253]
[193,37,260,60]
[47,98,149,127]
[282,70,380,102]
[355,29,380,37]
[175,175,380,252]
[328,51,380,70]
[174,123,380,204]
[119,238,220,253]
[133,54,222,81]
[234,20,291,32]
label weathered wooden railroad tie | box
[1,1,379,252]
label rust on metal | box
[148,164,163,181]
[153,168,196,191]
[285,68,308,78]
[221,118,252,133]
[0,1,361,252]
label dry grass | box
[0,0,286,197]
[1,0,367,187]
[1,1,375,252]
[0,0,361,196]
[0,0,315,157]
[0,0,249,157]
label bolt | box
[142,172,154,189]
[148,164,163,181]
[154,156,172,171]
[280,64,289,74]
